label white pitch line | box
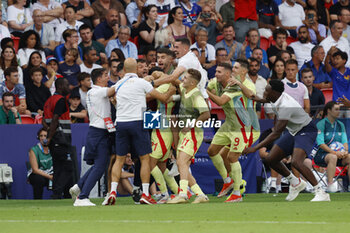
[0,220,349,225]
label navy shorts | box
[275,121,317,157]
[115,120,152,156]
[108,132,116,155]
[314,151,344,167]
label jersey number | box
[234,138,240,146]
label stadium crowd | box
[1,0,350,204]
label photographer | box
[28,128,53,199]
[190,4,223,46]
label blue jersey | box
[329,67,350,101]
[176,1,201,28]
[316,118,347,154]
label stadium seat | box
[286,36,297,45]
[20,115,35,124]
[11,36,20,53]
[321,88,333,103]
[259,37,270,51]
[216,35,224,43]
[260,104,265,119]
[209,99,225,120]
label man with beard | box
[267,28,295,68]
[247,58,267,99]
[94,9,121,47]
[0,92,22,124]
[43,78,75,199]
[137,59,149,78]
[289,26,315,70]
[157,48,175,75]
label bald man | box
[105,58,176,205]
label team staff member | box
[106,58,176,205]
[43,78,74,199]
[69,68,116,206]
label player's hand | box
[152,71,164,80]
[242,147,257,155]
[144,75,154,82]
[227,77,241,86]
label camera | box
[201,13,211,19]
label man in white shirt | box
[190,27,216,70]
[69,68,116,206]
[106,58,176,205]
[320,20,350,67]
[243,79,330,202]
[55,6,84,44]
[80,47,102,74]
[154,38,208,99]
[289,26,315,69]
[31,0,64,30]
[247,58,267,99]
[278,0,305,38]
[338,8,350,47]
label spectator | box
[245,28,269,68]
[68,91,87,123]
[206,0,223,24]
[269,58,286,81]
[329,0,350,21]
[117,153,135,195]
[233,0,258,43]
[71,72,91,109]
[166,6,191,42]
[145,0,175,28]
[31,0,64,30]
[0,46,23,84]
[219,0,234,25]
[58,48,81,89]
[126,0,146,32]
[215,23,244,63]
[62,0,94,28]
[320,20,350,67]
[314,101,350,192]
[105,26,138,59]
[91,0,126,27]
[299,45,332,89]
[325,47,350,103]
[94,9,122,47]
[256,0,281,39]
[338,8,350,45]
[278,0,305,38]
[0,10,10,42]
[43,56,63,95]
[137,58,149,78]
[304,8,327,45]
[289,26,315,69]
[23,51,47,90]
[301,68,325,118]
[267,28,295,68]
[247,57,267,99]
[138,5,159,55]
[108,59,122,85]
[252,48,270,79]
[26,9,56,54]
[156,47,175,75]
[154,28,174,49]
[190,27,216,70]
[282,59,310,113]
[0,92,21,124]
[0,66,29,115]
[306,0,330,27]
[54,29,83,65]
[17,30,46,69]
[177,0,202,28]
[55,6,84,45]
[80,47,102,73]
[7,0,33,36]
[207,48,229,79]
[144,46,157,69]
[27,128,52,199]
[78,24,107,65]
[109,48,126,62]
[190,4,223,46]
[26,67,51,116]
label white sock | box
[270,177,277,188]
[224,176,232,184]
[111,182,118,193]
[232,190,240,196]
[286,173,299,186]
[277,184,282,192]
[142,183,150,196]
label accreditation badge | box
[104,117,116,132]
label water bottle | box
[67,154,72,161]
[48,180,53,190]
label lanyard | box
[223,40,238,60]
[33,25,44,43]
[196,42,208,61]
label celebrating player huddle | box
[69,40,330,207]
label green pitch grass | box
[1,193,350,233]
